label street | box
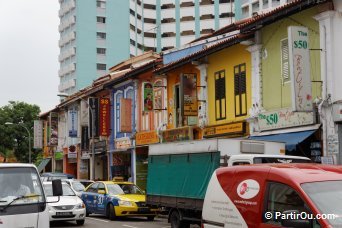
[51,215,200,228]
[51,216,170,228]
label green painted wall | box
[261,7,321,110]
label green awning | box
[37,158,51,173]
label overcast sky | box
[0,0,60,113]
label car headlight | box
[75,203,85,209]
[118,200,133,206]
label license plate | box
[56,212,73,216]
[138,208,150,212]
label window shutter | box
[281,38,289,82]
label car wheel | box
[107,203,116,221]
[76,220,85,225]
[147,216,155,221]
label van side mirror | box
[281,210,311,228]
[52,179,63,196]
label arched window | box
[114,91,123,138]
[154,80,165,129]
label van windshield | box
[253,157,311,164]
[302,181,342,226]
[0,167,45,206]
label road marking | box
[87,217,109,223]
[122,225,138,228]
[161,226,171,228]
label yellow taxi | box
[81,179,159,221]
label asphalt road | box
[50,215,172,228]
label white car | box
[43,182,86,225]
[62,179,87,197]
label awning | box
[37,158,51,173]
[249,130,316,151]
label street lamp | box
[5,122,31,163]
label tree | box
[0,101,41,163]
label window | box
[200,14,214,20]
[161,4,175,9]
[180,16,195,22]
[144,32,155,38]
[281,38,290,83]
[130,9,135,16]
[234,63,247,117]
[144,18,156,23]
[97,183,105,192]
[181,30,195,36]
[114,91,123,136]
[144,3,156,9]
[97,63,106,70]
[200,0,214,5]
[264,182,309,225]
[97,17,106,23]
[215,70,226,120]
[97,32,106,39]
[180,2,195,7]
[97,48,106,55]
[201,29,214,34]
[96,1,106,8]
[161,18,176,23]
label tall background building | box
[58,0,235,95]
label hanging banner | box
[120,98,132,133]
[143,83,154,111]
[88,97,99,137]
[33,120,43,149]
[68,109,78,138]
[80,100,89,126]
[99,98,110,136]
[288,26,313,112]
[49,112,58,146]
[81,126,89,151]
[181,73,198,116]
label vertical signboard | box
[81,126,89,151]
[143,83,154,111]
[68,109,78,138]
[288,26,313,112]
[33,120,43,149]
[120,98,132,133]
[99,98,110,136]
[88,97,99,137]
[49,112,58,146]
[80,100,89,126]
[181,73,198,116]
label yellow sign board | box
[136,131,159,146]
[204,122,244,137]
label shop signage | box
[258,109,315,131]
[81,151,90,159]
[203,122,245,138]
[181,73,198,116]
[161,127,193,143]
[81,126,89,150]
[120,98,132,133]
[88,97,99,137]
[68,145,77,158]
[80,100,89,126]
[94,140,107,154]
[143,82,154,112]
[99,98,110,136]
[55,151,63,160]
[288,26,313,112]
[115,137,132,150]
[49,112,59,146]
[68,109,78,138]
[327,134,339,154]
[136,131,159,146]
[79,160,88,179]
[33,120,43,149]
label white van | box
[0,163,61,228]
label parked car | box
[43,182,86,225]
[62,179,87,197]
[81,181,159,221]
[78,179,94,188]
[40,172,69,182]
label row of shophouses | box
[37,0,342,190]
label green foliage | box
[0,101,41,163]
